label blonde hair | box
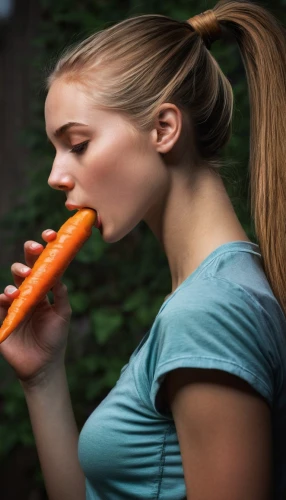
[47,0,286,318]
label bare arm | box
[165,368,273,500]
[22,364,85,500]
[0,231,86,499]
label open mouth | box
[94,212,102,230]
[82,208,101,230]
[66,204,102,230]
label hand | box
[0,229,72,384]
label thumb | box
[0,293,12,323]
[52,281,72,319]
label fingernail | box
[6,286,17,294]
[21,266,30,273]
[45,230,54,236]
[31,243,41,249]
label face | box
[45,80,169,243]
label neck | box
[145,165,251,296]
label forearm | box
[21,365,85,500]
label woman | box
[0,1,286,498]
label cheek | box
[87,136,151,197]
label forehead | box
[44,79,141,141]
[45,81,91,125]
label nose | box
[47,159,75,191]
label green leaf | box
[76,232,108,263]
[122,288,148,312]
[69,291,89,313]
[91,309,124,345]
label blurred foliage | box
[0,0,285,494]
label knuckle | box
[43,229,55,235]
[0,293,9,303]
[4,285,17,295]
[56,281,68,293]
[11,262,20,273]
[25,240,41,250]
[66,304,72,315]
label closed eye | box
[70,141,89,155]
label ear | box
[150,103,182,154]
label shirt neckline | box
[158,240,260,313]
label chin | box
[101,227,125,244]
[101,224,135,244]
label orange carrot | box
[0,208,97,343]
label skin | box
[166,368,272,499]
[0,79,272,498]
[44,79,250,294]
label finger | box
[10,262,31,288]
[23,229,57,268]
[41,229,57,243]
[0,291,15,308]
[52,281,72,320]
[3,285,20,300]
[3,280,50,314]
[23,240,44,268]
[0,293,12,323]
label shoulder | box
[156,275,276,366]
[159,274,269,319]
[156,275,275,363]
[149,275,278,416]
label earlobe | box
[152,104,182,154]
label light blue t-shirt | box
[78,241,286,499]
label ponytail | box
[213,0,286,317]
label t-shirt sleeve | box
[148,276,278,415]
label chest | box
[78,360,186,499]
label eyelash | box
[70,141,89,155]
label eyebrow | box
[47,122,88,144]
[54,121,88,138]
[46,121,89,145]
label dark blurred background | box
[0,0,285,498]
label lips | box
[65,203,85,211]
[65,203,102,230]
[94,213,101,229]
